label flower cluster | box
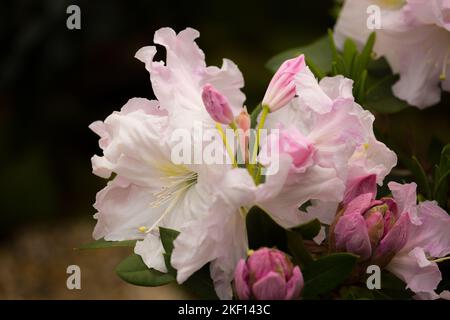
[89,27,450,300]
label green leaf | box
[364,74,409,114]
[159,227,180,255]
[354,32,376,78]
[286,231,314,267]
[182,264,218,299]
[356,69,368,103]
[378,271,413,299]
[116,254,175,287]
[342,38,358,77]
[247,206,288,252]
[328,29,339,62]
[301,253,358,298]
[159,227,180,274]
[266,35,332,76]
[291,218,321,240]
[434,144,450,209]
[250,104,262,129]
[410,156,432,199]
[339,286,390,300]
[77,238,136,250]
[435,169,450,209]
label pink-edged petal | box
[252,272,287,300]
[285,266,304,300]
[135,28,245,129]
[295,66,333,114]
[257,155,345,228]
[372,213,410,267]
[388,181,419,223]
[334,213,372,261]
[343,174,377,205]
[402,201,450,257]
[387,247,442,295]
[233,260,250,300]
[318,75,354,103]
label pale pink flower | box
[257,68,396,228]
[335,0,450,108]
[386,182,450,299]
[90,28,254,300]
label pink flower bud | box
[236,108,250,132]
[262,55,305,112]
[330,174,409,265]
[236,109,251,163]
[233,247,304,300]
[201,84,234,124]
[343,174,377,205]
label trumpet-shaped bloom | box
[257,68,396,228]
[90,28,250,289]
[334,0,450,108]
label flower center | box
[138,164,197,234]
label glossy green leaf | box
[287,231,314,267]
[266,35,332,76]
[364,75,409,114]
[182,264,218,300]
[116,254,175,287]
[410,156,432,199]
[160,227,180,254]
[77,238,136,250]
[291,218,321,240]
[301,253,358,298]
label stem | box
[215,122,237,168]
[250,105,270,168]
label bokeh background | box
[0,0,449,299]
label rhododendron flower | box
[234,248,304,300]
[385,182,450,299]
[329,174,450,299]
[335,0,450,108]
[135,28,245,130]
[256,67,396,228]
[90,27,250,278]
[90,27,403,301]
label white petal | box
[134,233,167,273]
[92,176,162,241]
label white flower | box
[334,0,450,108]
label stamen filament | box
[431,256,450,263]
[216,122,237,168]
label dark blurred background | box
[0,0,449,299]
